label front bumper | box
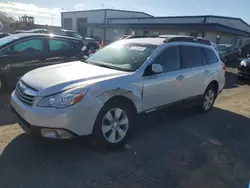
[238,65,250,78]
[11,91,102,137]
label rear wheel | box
[200,85,217,113]
[92,101,134,150]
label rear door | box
[179,45,207,100]
[44,38,83,65]
[1,38,46,86]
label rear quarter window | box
[203,48,219,64]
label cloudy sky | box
[1,0,250,26]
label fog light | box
[41,129,74,139]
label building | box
[61,9,250,44]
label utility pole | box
[51,15,54,26]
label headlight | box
[240,60,247,66]
[37,86,89,108]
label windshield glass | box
[0,35,20,47]
[87,41,157,71]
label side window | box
[13,39,43,54]
[49,39,73,52]
[182,46,203,68]
[203,48,219,64]
[153,46,181,72]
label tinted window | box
[13,39,43,54]
[203,48,219,64]
[153,46,181,72]
[49,39,76,51]
[183,46,203,68]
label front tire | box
[200,85,217,113]
[92,101,134,150]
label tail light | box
[222,63,226,71]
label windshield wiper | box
[93,62,123,70]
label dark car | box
[0,32,11,39]
[59,29,100,52]
[238,56,250,79]
[0,33,87,91]
[217,44,241,63]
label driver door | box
[142,45,184,111]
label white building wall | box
[62,10,105,31]
[205,31,237,44]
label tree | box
[0,11,16,24]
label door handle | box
[176,75,184,81]
[204,70,209,75]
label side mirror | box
[247,54,250,58]
[151,64,163,74]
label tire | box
[200,85,217,113]
[92,101,134,150]
[0,76,6,92]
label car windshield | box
[87,41,157,71]
[0,35,20,47]
[217,45,230,51]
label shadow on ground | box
[0,107,250,188]
[0,89,16,126]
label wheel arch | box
[208,80,219,94]
[102,95,138,115]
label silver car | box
[11,36,225,149]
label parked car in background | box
[217,44,241,63]
[211,42,219,54]
[238,55,250,79]
[0,32,11,39]
[11,36,225,149]
[59,29,100,53]
[0,33,88,91]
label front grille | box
[15,81,36,105]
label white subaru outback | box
[11,36,225,149]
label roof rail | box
[159,35,211,45]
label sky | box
[0,0,250,26]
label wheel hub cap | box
[102,108,129,143]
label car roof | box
[122,38,166,46]
[10,33,83,41]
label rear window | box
[203,48,219,64]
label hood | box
[21,61,128,96]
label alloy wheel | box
[203,89,215,111]
[101,108,129,143]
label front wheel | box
[200,85,217,113]
[92,102,134,150]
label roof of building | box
[61,8,153,17]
